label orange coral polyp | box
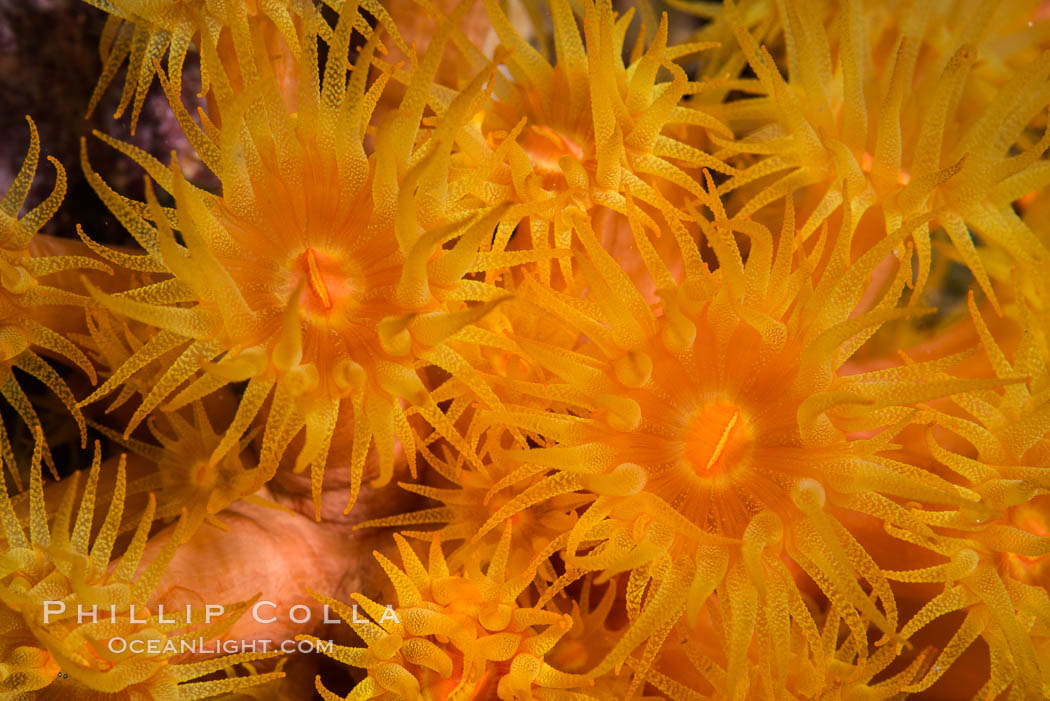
[684,400,751,475]
[79,1,540,520]
[0,442,283,698]
[302,530,590,699]
[459,0,735,290]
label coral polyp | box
[717,0,1050,305]
[77,2,530,518]
[0,442,282,699]
[472,195,1020,694]
[300,529,591,700]
[455,0,736,285]
[93,400,262,534]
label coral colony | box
[3,0,1050,699]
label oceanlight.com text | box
[105,637,335,656]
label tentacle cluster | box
[443,0,737,287]
[0,442,282,699]
[354,413,589,576]
[0,118,106,485]
[715,0,1050,307]
[300,528,592,701]
[79,0,407,132]
[878,291,1050,697]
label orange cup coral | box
[2,0,1049,698]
